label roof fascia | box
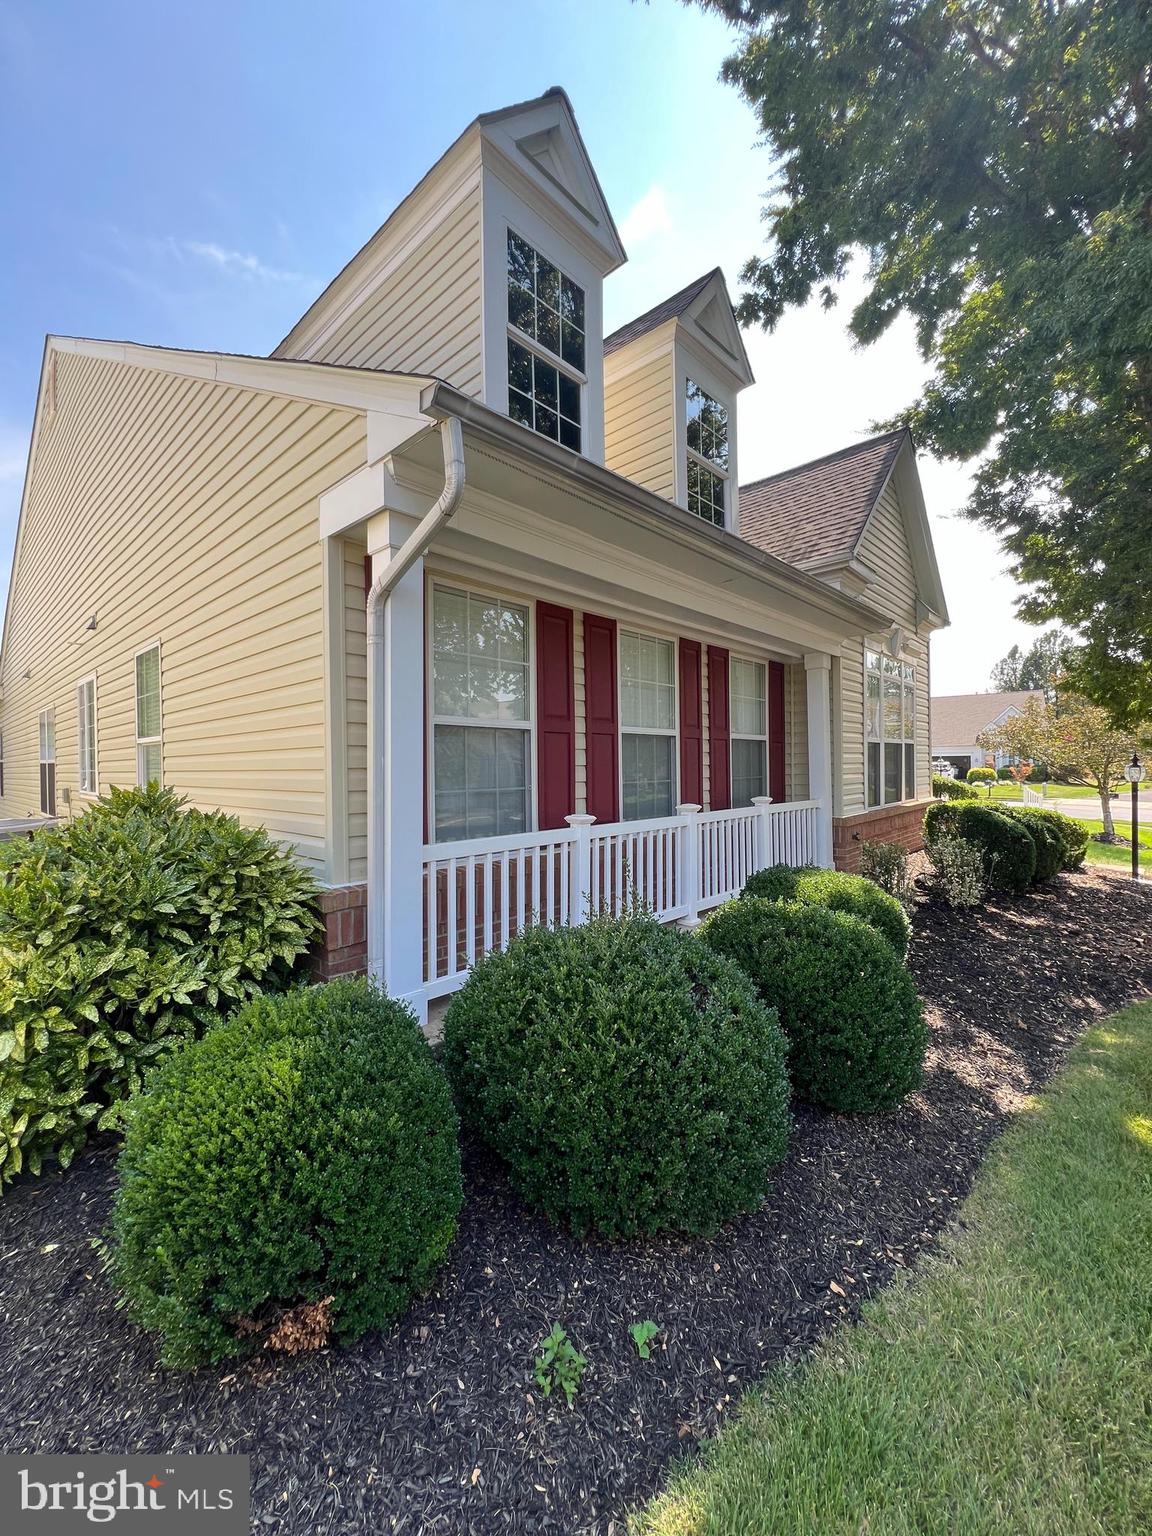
[680,271,754,386]
[0,338,52,683]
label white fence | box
[421,798,822,997]
[1021,784,1045,806]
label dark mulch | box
[2,869,1150,1534]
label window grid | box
[507,231,584,453]
[135,644,162,787]
[77,677,97,794]
[38,708,56,817]
[620,630,677,821]
[730,657,767,806]
[686,379,729,527]
[866,648,916,808]
[430,585,532,843]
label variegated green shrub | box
[0,786,320,1186]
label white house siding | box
[603,349,676,500]
[294,190,483,395]
[0,348,366,877]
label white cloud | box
[171,239,306,284]
[618,185,674,250]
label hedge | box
[923,801,1037,893]
[741,864,910,958]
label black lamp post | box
[1123,753,1144,881]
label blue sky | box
[0,0,1047,692]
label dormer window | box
[507,231,584,452]
[685,380,729,527]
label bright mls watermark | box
[1,1455,249,1531]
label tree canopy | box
[990,631,1070,702]
[702,0,1152,723]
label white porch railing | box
[421,797,822,998]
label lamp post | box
[1123,753,1144,881]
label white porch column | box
[367,508,427,1022]
[804,652,835,869]
[675,803,702,928]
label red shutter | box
[707,645,730,812]
[584,612,619,824]
[768,660,786,802]
[678,639,703,807]
[536,602,576,830]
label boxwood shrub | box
[699,899,927,1114]
[923,801,1037,893]
[1011,805,1089,870]
[1001,806,1064,881]
[111,979,462,1370]
[932,774,979,801]
[741,864,911,958]
[0,786,320,1188]
[442,915,791,1239]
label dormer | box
[603,269,754,530]
[274,88,626,463]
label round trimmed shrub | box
[741,864,910,958]
[442,915,791,1238]
[966,767,996,788]
[1002,806,1063,881]
[996,765,1016,781]
[933,773,979,801]
[699,900,927,1114]
[924,801,1037,893]
[1023,806,1089,870]
[111,979,462,1370]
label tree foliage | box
[700,0,1152,722]
[990,631,1071,704]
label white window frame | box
[134,641,163,788]
[76,674,98,796]
[685,376,730,528]
[865,646,917,809]
[506,226,586,453]
[730,654,768,806]
[38,709,56,816]
[618,627,679,822]
[426,577,538,844]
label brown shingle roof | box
[738,429,907,565]
[931,692,1045,748]
[604,269,722,354]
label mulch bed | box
[2,869,1151,1535]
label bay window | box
[620,630,676,820]
[731,657,767,804]
[685,379,729,527]
[866,648,917,807]
[431,585,530,842]
[507,231,584,452]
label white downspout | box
[366,415,466,990]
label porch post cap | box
[752,795,775,806]
[803,651,832,672]
[675,802,703,815]
[564,813,597,826]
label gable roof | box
[931,691,1044,746]
[738,429,907,565]
[604,269,720,354]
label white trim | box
[426,576,538,843]
[75,674,98,797]
[132,640,163,788]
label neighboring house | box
[0,88,948,1016]
[931,691,1044,776]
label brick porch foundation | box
[833,800,931,872]
[312,883,368,980]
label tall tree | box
[990,631,1069,702]
[699,1,1152,723]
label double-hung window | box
[77,676,97,794]
[731,657,767,804]
[620,631,677,820]
[431,585,531,842]
[38,709,56,815]
[135,644,162,787]
[507,231,584,453]
[866,649,917,807]
[685,380,729,527]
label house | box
[931,691,1044,777]
[0,88,948,1018]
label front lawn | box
[985,782,1112,803]
[1078,817,1152,874]
[635,998,1152,1535]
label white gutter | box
[366,415,465,988]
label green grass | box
[634,1001,1152,1536]
[1078,817,1152,873]
[984,782,1113,803]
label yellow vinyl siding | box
[857,482,919,627]
[603,348,676,500]
[785,662,809,802]
[0,349,366,876]
[293,190,483,395]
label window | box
[507,231,584,452]
[866,648,917,808]
[685,380,729,527]
[430,585,530,842]
[38,709,56,816]
[0,729,5,798]
[77,676,97,794]
[620,631,677,820]
[135,644,162,787]
[731,657,767,805]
